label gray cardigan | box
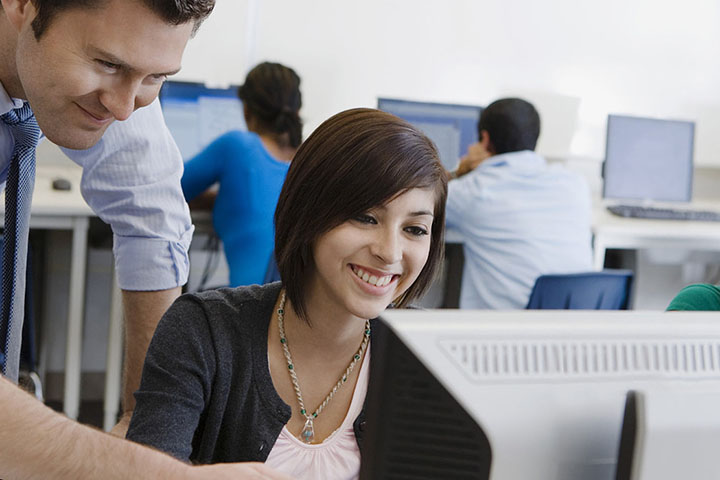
[126,282,373,463]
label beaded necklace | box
[276,290,371,444]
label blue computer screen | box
[159,81,246,160]
[377,98,483,171]
[603,115,695,202]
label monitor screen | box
[377,98,483,171]
[360,310,720,480]
[159,81,246,160]
[603,115,695,203]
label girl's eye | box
[405,226,429,237]
[354,214,377,224]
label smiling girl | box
[126,108,448,479]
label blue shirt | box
[0,82,193,291]
[446,150,593,309]
[181,131,289,287]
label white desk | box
[0,163,93,420]
[593,202,720,270]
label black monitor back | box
[360,319,492,480]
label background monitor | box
[378,98,483,171]
[159,81,246,160]
[361,310,720,480]
[603,115,695,203]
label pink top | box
[264,346,371,480]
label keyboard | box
[607,204,720,222]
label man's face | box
[13,0,194,149]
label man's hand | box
[189,463,294,480]
[0,375,294,480]
[455,141,493,178]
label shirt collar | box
[0,80,26,116]
[480,150,546,170]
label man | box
[446,98,593,309]
[0,0,289,478]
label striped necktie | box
[0,103,40,381]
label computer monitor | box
[377,98,483,171]
[159,80,246,160]
[603,115,695,203]
[616,387,720,480]
[360,310,720,480]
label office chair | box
[526,270,634,310]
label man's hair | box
[239,62,303,149]
[274,108,448,323]
[478,98,541,154]
[28,0,215,38]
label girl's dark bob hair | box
[274,108,448,321]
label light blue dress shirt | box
[446,150,593,309]
[0,82,192,291]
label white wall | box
[177,0,720,166]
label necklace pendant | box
[301,417,315,444]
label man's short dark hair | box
[274,108,448,322]
[478,98,541,154]
[28,0,215,38]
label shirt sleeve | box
[181,132,235,201]
[60,99,193,291]
[126,295,215,461]
[667,284,720,311]
[445,178,467,230]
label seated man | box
[446,98,593,309]
[667,284,720,311]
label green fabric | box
[666,284,720,311]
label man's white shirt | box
[0,81,193,291]
[446,150,593,309]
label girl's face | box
[308,187,436,321]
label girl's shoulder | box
[183,282,282,319]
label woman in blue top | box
[182,62,302,286]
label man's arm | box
[186,189,217,210]
[450,141,493,179]
[61,100,194,432]
[111,287,181,437]
[0,376,291,480]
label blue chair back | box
[263,250,281,284]
[526,270,634,310]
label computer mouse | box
[52,178,72,191]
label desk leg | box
[593,236,607,271]
[103,271,123,431]
[63,217,88,420]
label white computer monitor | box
[616,386,720,479]
[360,310,720,480]
[603,114,695,203]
